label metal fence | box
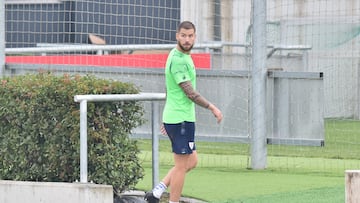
[1,0,360,173]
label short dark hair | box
[177,21,196,33]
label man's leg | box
[146,151,197,203]
[162,150,197,185]
[168,150,198,202]
[146,122,197,203]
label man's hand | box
[208,103,223,123]
[160,124,168,136]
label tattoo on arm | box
[179,81,210,109]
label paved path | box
[116,190,208,203]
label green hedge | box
[0,73,145,193]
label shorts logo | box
[188,142,194,150]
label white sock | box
[169,201,179,203]
[152,181,167,198]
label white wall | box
[0,180,113,203]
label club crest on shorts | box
[188,142,194,150]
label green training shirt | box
[162,48,196,124]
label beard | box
[178,41,194,52]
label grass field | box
[134,119,360,202]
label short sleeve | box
[170,62,190,84]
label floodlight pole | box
[251,0,267,169]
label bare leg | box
[164,151,197,202]
[162,150,198,186]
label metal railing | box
[5,42,311,56]
[74,93,166,187]
[5,43,224,54]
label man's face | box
[176,28,196,53]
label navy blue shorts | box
[164,121,196,154]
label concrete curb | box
[0,180,113,203]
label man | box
[145,21,223,203]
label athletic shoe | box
[144,191,159,203]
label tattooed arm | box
[179,81,223,123]
[179,81,210,108]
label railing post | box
[74,93,166,185]
[80,100,88,183]
[151,101,160,187]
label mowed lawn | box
[134,119,359,202]
[136,150,345,202]
[136,141,345,203]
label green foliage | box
[0,73,145,193]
